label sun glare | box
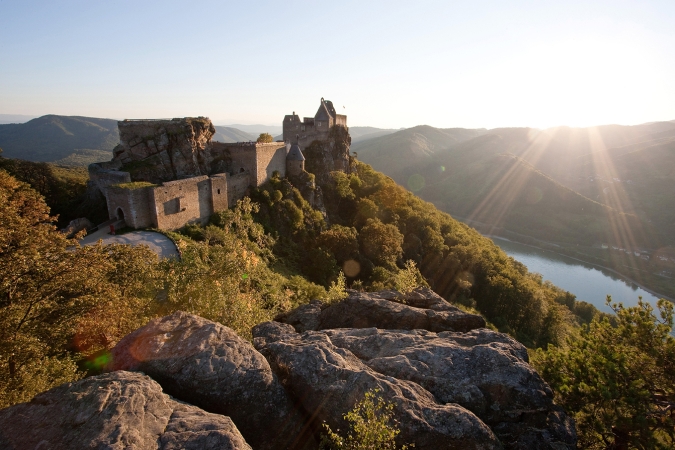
[504,33,661,129]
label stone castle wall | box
[151,176,211,230]
[102,171,256,231]
[227,172,250,207]
[91,101,347,231]
[254,143,287,185]
[89,166,130,192]
[210,174,229,213]
[106,186,154,229]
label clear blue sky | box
[1,0,674,129]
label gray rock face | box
[254,322,502,450]
[319,327,576,449]
[109,311,311,450]
[0,371,250,450]
[62,217,93,237]
[112,118,216,183]
[275,287,486,333]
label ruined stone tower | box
[286,143,305,177]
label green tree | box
[320,389,413,450]
[324,271,348,304]
[257,133,274,143]
[533,297,675,449]
[359,218,403,270]
[317,225,359,264]
[394,260,427,295]
[0,170,161,407]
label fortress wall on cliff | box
[254,143,287,185]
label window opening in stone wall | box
[217,188,221,194]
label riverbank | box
[485,235,675,303]
[448,213,675,303]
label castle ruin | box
[89,98,348,230]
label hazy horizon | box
[2,0,674,130]
[1,113,673,132]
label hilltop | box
[0,115,119,162]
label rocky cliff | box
[111,117,216,183]
[0,288,576,449]
[303,125,352,185]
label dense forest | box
[1,144,673,447]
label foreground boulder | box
[109,311,311,450]
[253,321,502,450]
[319,327,576,449]
[0,371,250,450]
[275,287,486,333]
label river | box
[489,237,663,314]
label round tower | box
[286,143,305,177]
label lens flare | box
[525,186,543,204]
[343,259,361,277]
[84,350,112,371]
[407,174,426,192]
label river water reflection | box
[490,237,663,314]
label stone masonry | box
[88,99,349,231]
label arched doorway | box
[116,207,125,221]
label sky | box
[1,0,674,129]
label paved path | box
[80,228,179,259]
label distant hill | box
[0,115,267,162]
[52,149,114,167]
[351,125,487,174]
[212,126,256,143]
[354,122,675,248]
[349,126,400,143]
[221,124,283,137]
[0,115,119,162]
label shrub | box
[320,389,413,449]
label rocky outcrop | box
[62,217,92,237]
[0,371,250,450]
[253,322,502,449]
[303,124,351,185]
[315,327,575,449]
[111,118,216,183]
[109,311,311,450]
[261,288,576,449]
[1,288,575,449]
[275,287,486,333]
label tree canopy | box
[533,297,675,449]
[257,133,274,143]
